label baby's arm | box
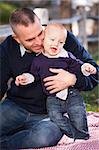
[81,63,97,76]
[15,73,35,86]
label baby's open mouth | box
[51,47,57,52]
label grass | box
[81,86,99,112]
[86,103,99,112]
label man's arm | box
[0,45,11,100]
[63,31,98,90]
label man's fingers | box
[49,68,63,74]
[44,80,55,87]
[49,88,59,94]
[46,85,56,91]
[43,76,56,82]
[44,68,69,82]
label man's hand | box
[43,68,77,94]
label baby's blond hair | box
[45,23,67,38]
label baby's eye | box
[60,41,64,44]
[50,39,55,41]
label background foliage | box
[0,2,17,24]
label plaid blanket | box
[22,112,99,150]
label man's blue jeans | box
[0,99,63,149]
[47,88,89,140]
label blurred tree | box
[60,0,72,31]
[0,2,17,24]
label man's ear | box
[12,34,21,44]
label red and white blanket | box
[22,112,99,150]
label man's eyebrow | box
[26,37,35,41]
[25,30,43,42]
[38,30,43,36]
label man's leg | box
[0,98,28,137]
[0,99,63,149]
[2,119,63,149]
[66,88,89,140]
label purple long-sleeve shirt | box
[30,52,84,96]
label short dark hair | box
[9,8,37,31]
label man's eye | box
[26,38,35,42]
[28,39,33,42]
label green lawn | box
[81,85,99,112]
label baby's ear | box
[65,29,67,39]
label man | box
[0,8,98,149]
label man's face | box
[14,16,44,53]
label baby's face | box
[43,25,66,56]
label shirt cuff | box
[22,73,35,84]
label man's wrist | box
[64,73,77,87]
[70,74,77,86]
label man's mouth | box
[33,45,43,50]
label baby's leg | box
[67,88,89,140]
[47,96,73,138]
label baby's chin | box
[50,51,59,56]
[50,53,58,56]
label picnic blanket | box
[22,112,99,150]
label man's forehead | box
[25,30,43,41]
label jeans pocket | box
[69,88,79,97]
[67,89,84,106]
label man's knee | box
[33,120,62,147]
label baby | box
[15,23,96,141]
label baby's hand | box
[15,74,27,86]
[15,73,35,86]
[81,63,97,76]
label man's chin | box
[36,48,44,53]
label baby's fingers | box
[90,68,97,74]
[15,77,20,86]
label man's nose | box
[35,37,42,44]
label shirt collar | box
[57,48,69,58]
[20,45,32,57]
[42,48,69,58]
